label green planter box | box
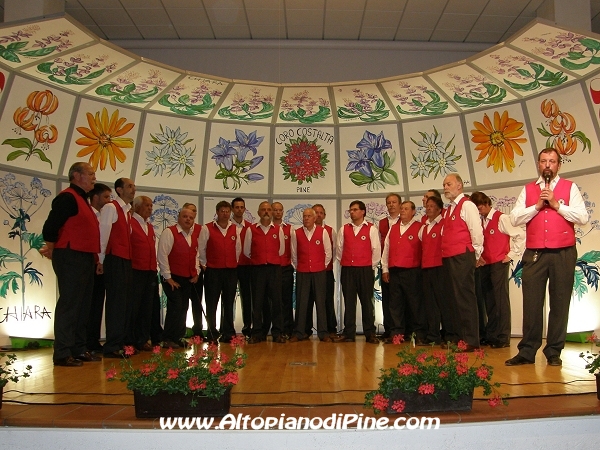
[9,336,54,349]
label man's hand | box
[476,256,486,267]
[382,272,390,283]
[190,275,199,284]
[536,187,559,211]
[166,278,180,290]
[39,243,54,260]
[96,263,103,275]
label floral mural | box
[0,174,50,307]
[209,129,265,190]
[278,90,331,124]
[470,111,527,173]
[337,88,390,122]
[409,126,461,181]
[93,66,175,105]
[3,90,59,168]
[143,125,195,178]
[0,26,74,64]
[280,135,329,185]
[75,107,135,171]
[346,130,398,191]
[448,75,507,108]
[218,88,274,121]
[158,78,224,116]
[538,99,591,157]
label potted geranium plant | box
[365,337,506,414]
[106,335,247,418]
[0,352,33,409]
[579,332,600,399]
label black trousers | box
[190,270,204,336]
[479,261,511,345]
[52,248,95,360]
[305,269,337,335]
[236,265,253,337]
[388,267,425,340]
[103,254,132,354]
[281,264,295,336]
[294,271,327,340]
[150,276,163,345]
[442,250,479,347]
[162,274,201,343]
[204,267,238,340]
[340,266,376,338]
[86,271,105,351]
[379,266,393,336]
[128,269,158,347]
[518,246,577,360]
[422,266,444,344]
[251,264,283,339]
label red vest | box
[378,218,391,251]
[167,224,201,277]
[441,197,474,258]
[340,223,373,267]
[130,218,157,271]
[421,220,443,268]
[55,187,100,253]
[236,219,252,266]
[280,223,292,266]
[250,224,281,265]
[387,221,422,268]
[106,200,131,260]
[323,224,334,271]
[205,222,238,269]
[482,210,510,265]
[295,227,326,273]
[525,179,575,248]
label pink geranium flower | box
[418,383,435,395]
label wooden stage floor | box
[1,337,599,429]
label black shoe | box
[273,335,287,344]
[366,335,380,344]
[53,356,83,367]
[219,336,232,344]
[547,355,562,366]
[490,341,510,349]
[74,352,101,362]
[505,355,534,366]
[248,336,262,344]
[331,334,353,342]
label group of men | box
[42,146,587,368]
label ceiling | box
[2,0,600,44]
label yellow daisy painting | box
[470,110,527,173]
[75,107,135,171]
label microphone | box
[543,171,552,205]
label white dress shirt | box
[382,218,418,273]
[157,224,200,280]
[510,175,589,227]
[132,212,149,235]
[98,196,131,263]
[442,193,484,259]
[290,226,332,269]
[481,207,525,261]
[336,220,381,270]
[198,221,242,266]
[243,222,285,259]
